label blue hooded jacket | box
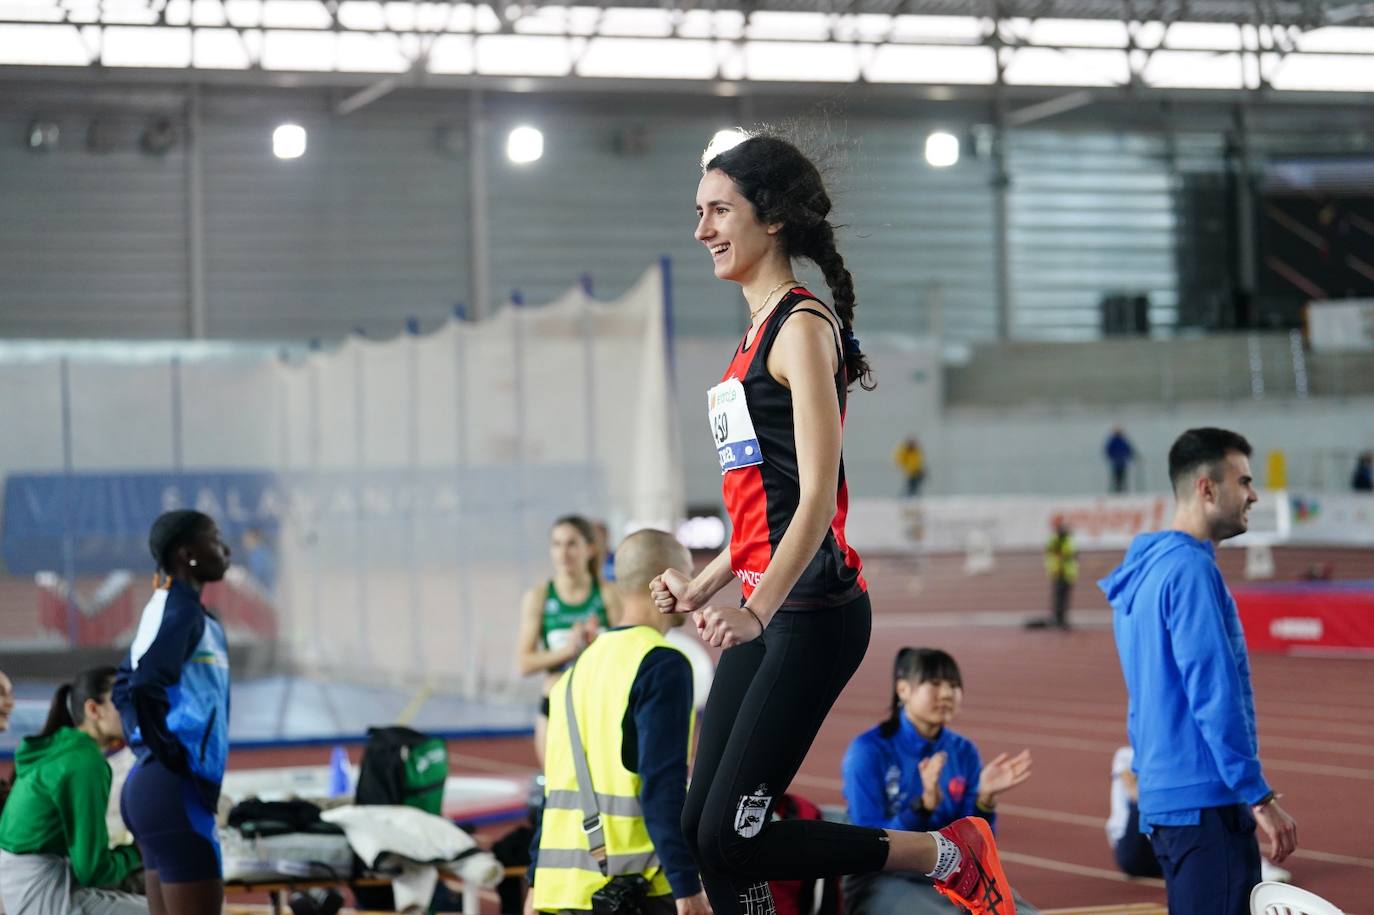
[1099,531,1270,826]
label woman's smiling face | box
[694,168,779,284]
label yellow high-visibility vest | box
[534,626,693,912]
[1045,534,1079,584]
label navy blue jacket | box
[113,580,231,806]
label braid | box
[805,223,874,391]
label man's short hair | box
[614,529,691,595]
[1168,427,1253,494]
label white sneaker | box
[1261,859,1292,883]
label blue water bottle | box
[328,745,352,797]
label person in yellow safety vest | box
[893,437,926,498]
[527,530,713,915]
[1038,518,1078,630]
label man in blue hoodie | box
[1099,427,1297,915]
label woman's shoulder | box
[846,722,895,757]
[938,727,981,756]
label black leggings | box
[681,593,890,915]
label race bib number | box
[545,628,574,653]
[708,378,764,473]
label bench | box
[1044,901,1165,906]
[225,865,528,915]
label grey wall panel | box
[1008,130,1179,340]
[839,123,999,342]
[482,108,740,335]
[482,106,999,340]
[0,111,189,338]
[199,93,470,340]
[11,82,1367,346]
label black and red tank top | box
[708,287,866,609]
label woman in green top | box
[516,514,623,762]
[0,666,146,915]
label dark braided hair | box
[705,133,875,391]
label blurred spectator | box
[0,670,13,824]
[1028,518,1077,631]
[842,647,1037,915]
[893,437,926,498]
[0,667,146,914]
[0,671,12,734]
[1301,562,1334,582]
[1108,746,1289,884]
[1104,427,1135,493]
[591,519,617,583]
[1353,451,1373,492]
[241,528,277,596]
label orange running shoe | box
[932,816,1016,914]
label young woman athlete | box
[651,132,1017,915]
[516,515,623,762]
[113,510,232,915]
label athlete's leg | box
[681,632,767,901]
[122,758,224,915]
[692,596,887,914]
[157,880,224,915]
[141,871,168,915]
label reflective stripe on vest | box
[533,626,691,912]
[536,848,660,875]
[545,789,644,818]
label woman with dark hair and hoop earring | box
[842,648,1037,915]
[0,666,147,915]
[516,514,623,763]
[651,132,1017,915]
[112,510,232,915]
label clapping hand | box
[917,751,947,812]
[978,749,1033,800]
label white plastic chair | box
[1251,881,1346,915]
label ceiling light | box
[701,128,748,167]
[925,130,959,168]
[506,125,544,164]
[273,123,307,160]
[26,120,59,153]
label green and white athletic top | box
[540,579,609,658]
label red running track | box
[232,548,1374,911]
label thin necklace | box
[750,278,798,322]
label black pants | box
[1150,805,1261,915]
[1051,579,1072,628]
[681,594,890,915]
[1114,803,1163,879]
[1110,465,1128,493]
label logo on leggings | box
[734,785,772,838]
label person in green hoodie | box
[0,666,147,915]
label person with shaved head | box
[527,529,711,915]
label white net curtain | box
[276,262,683,697]
[0,261,682,706]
